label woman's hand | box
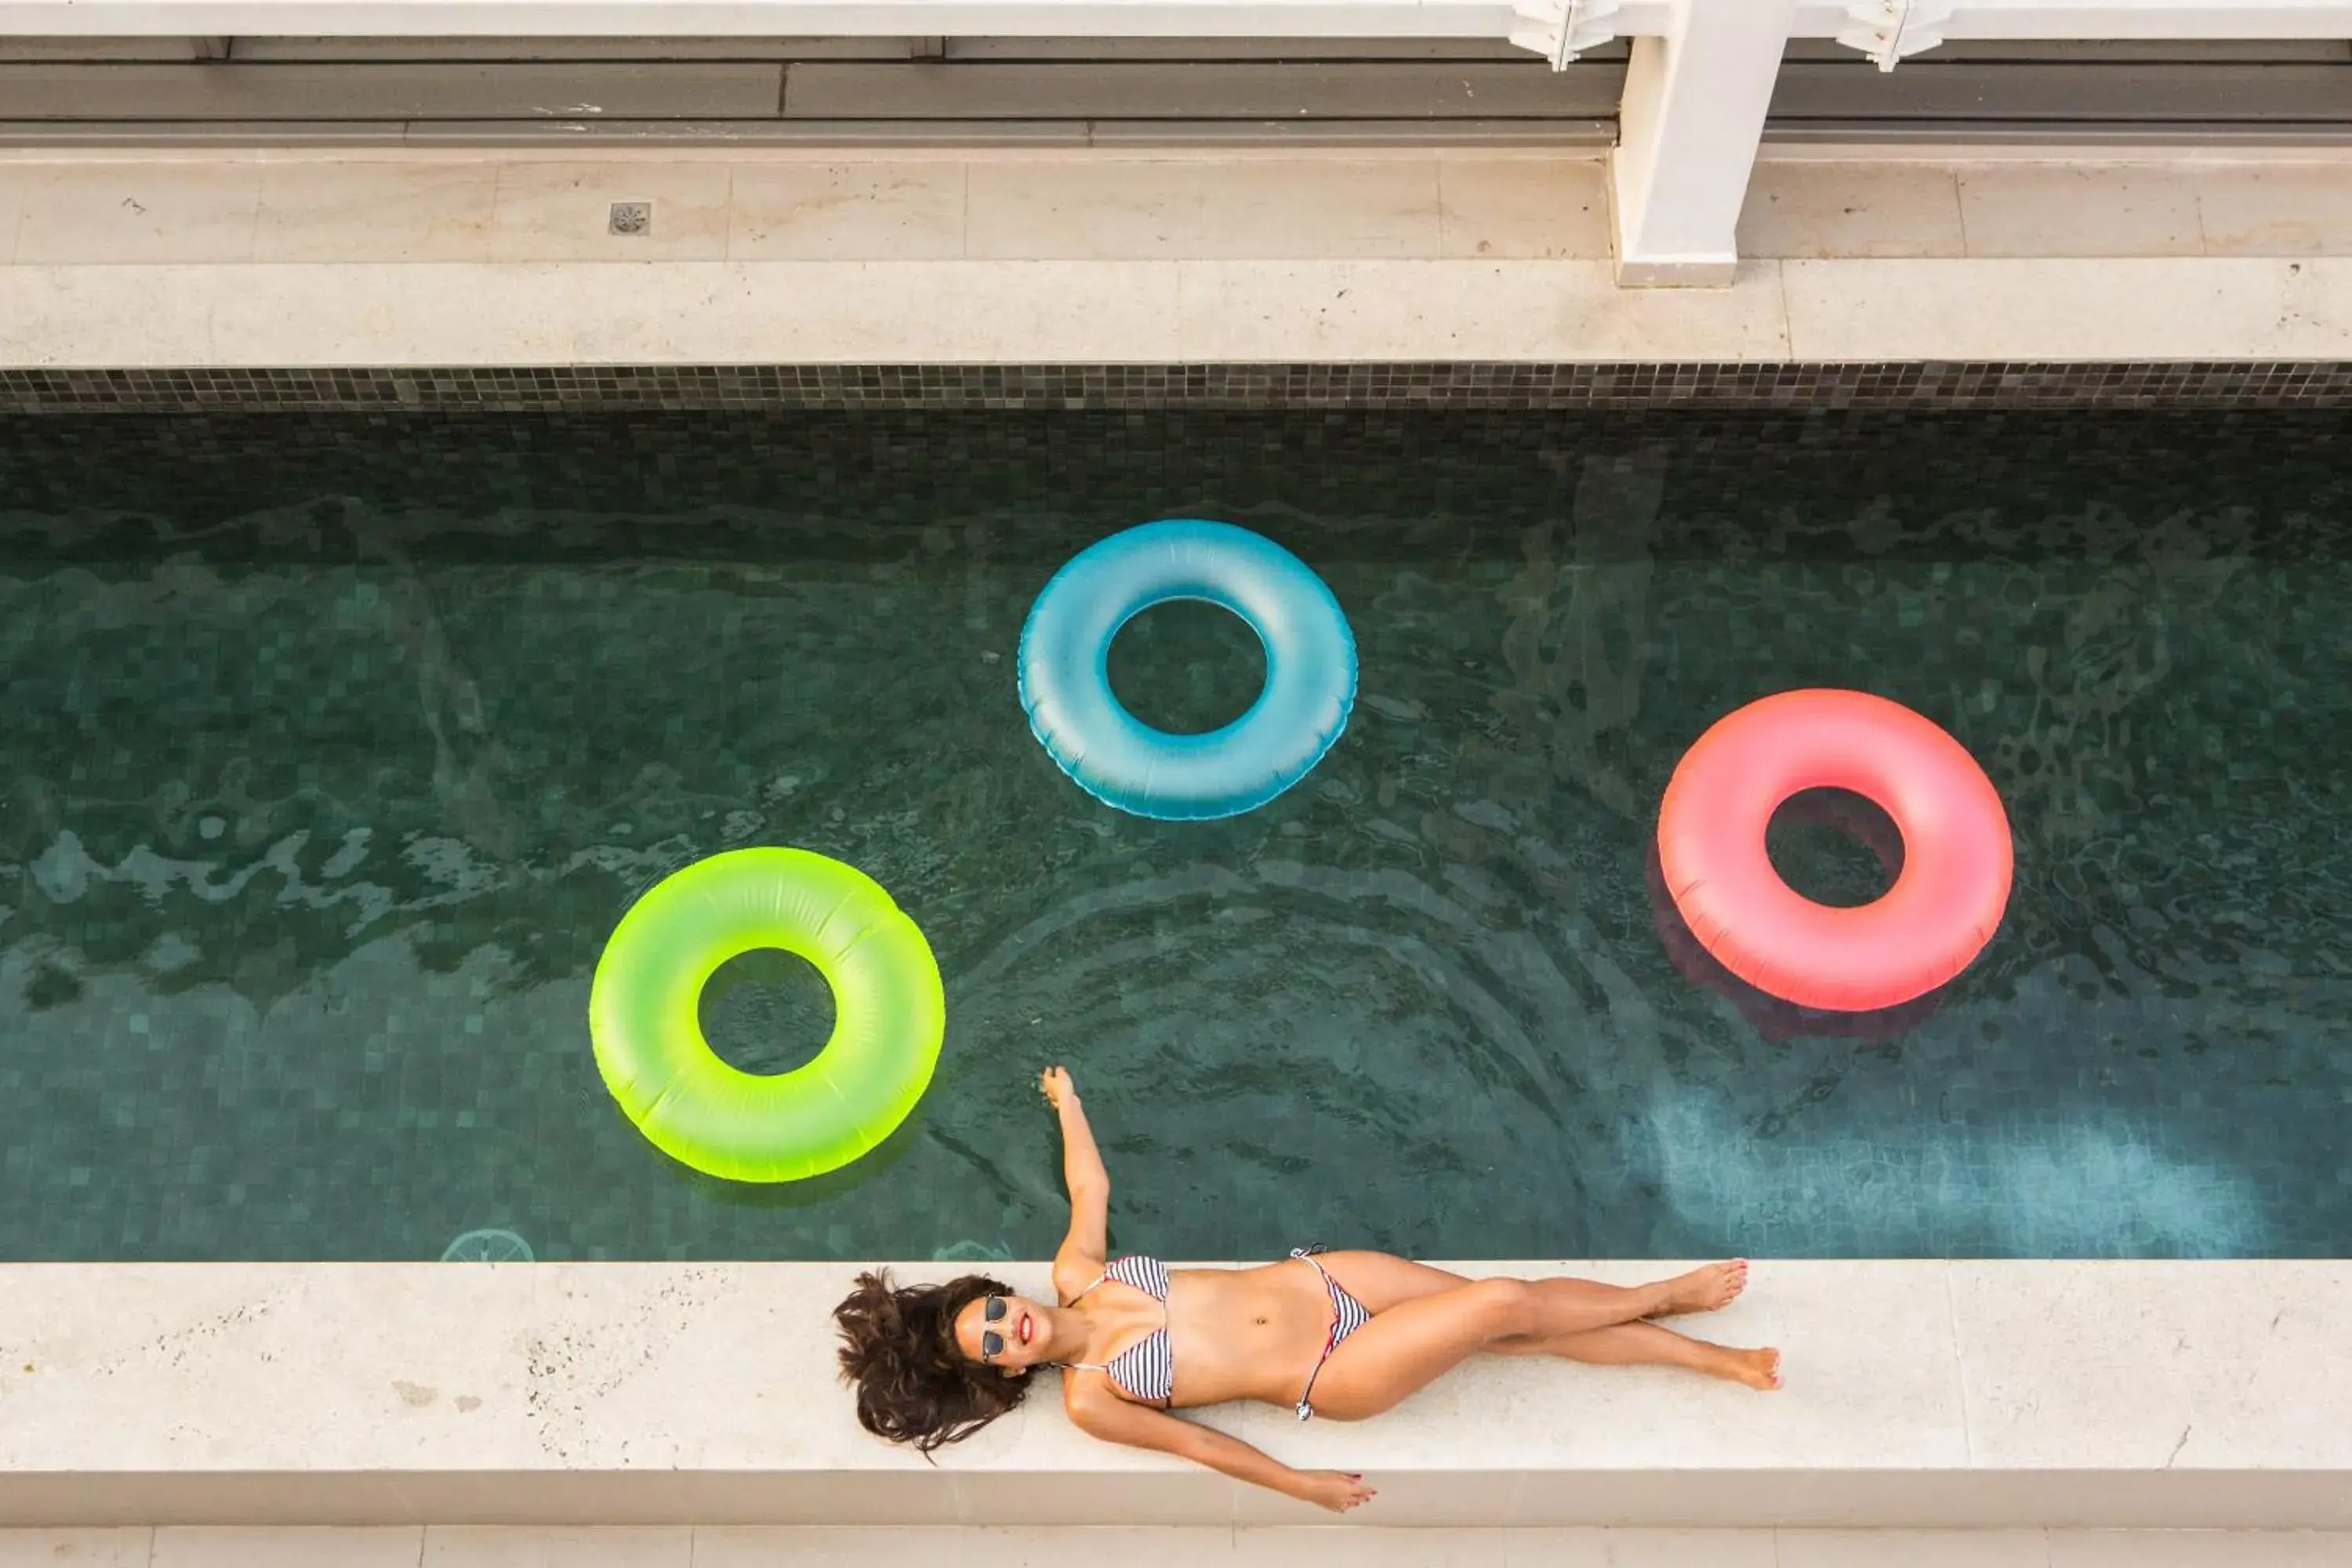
[1290,1470,1376,1513]
[1040,1065,1079,1111]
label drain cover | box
[441,1227,534,1262]
[608,201,652,237]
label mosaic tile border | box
[5,361,2352,412]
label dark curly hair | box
[833,1269,1030,1454]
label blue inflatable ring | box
[1019,520,1356,821]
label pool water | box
[1,408,2345,1261]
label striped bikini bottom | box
[1287,1246,1374,1421]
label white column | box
[1609,0,1796,286]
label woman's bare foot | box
[1710,1346,1782,1391]
[1653,1259,1748,1316]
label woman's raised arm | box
[1040,1065,1109,1301]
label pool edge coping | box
[5,1259,2347,1528]
[3,257,2351,405]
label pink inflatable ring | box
[1657,689,2013,1013]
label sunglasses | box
[979,1295,1009,1362]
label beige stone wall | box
[3,150,2351,367]
[3,1261,2347,1528]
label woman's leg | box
[1311,1251,1751,1323]
[1492,1319,1782,1390]
[1287,1255,1762,1421]
[1288,1276,1554,1421]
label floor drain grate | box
[608,201,652,237]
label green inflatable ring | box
[589,848,945,1183]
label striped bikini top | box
[1061,1255,1174,1406]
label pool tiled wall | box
[6,361,2352,414]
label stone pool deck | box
[2,147,2351,376]
[2,1261,2347,1530]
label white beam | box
[1,0,2347,40]
[0,0,1638,37]
[1790,0,2352,40]
[1610,0,1795,287]
[3,0,2350,38]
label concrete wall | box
[4,1261,2347,1528]
[3,148,2350,371]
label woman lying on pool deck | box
[834,1067,1781,1514]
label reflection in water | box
[0,409,2346,1261]
[1642,1093,2267,1258]
[1488,448,1664,822]
[932,1238,1015,1264]
[1646,848,1951,1047]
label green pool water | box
[0,408,2344,1261]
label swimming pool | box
[1,408,2344,1261]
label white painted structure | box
[2,1,2348,279]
